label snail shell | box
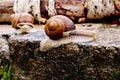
[10,13,34,29]
[45,15,75,40]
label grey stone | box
[7,24,120,80]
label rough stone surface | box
[0,37,9,58]
[3,24,119,80]
[0,24,119,79]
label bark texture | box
[0,0,14,22]
[0,0,120,23]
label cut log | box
[0,0,14,22]
[0,0,120,23]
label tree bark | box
[0,0,120,23]
[0,0,14,22]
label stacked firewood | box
[1,0,120,23]
[13,0,120,23]
[0,0,14,22]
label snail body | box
[42,15,96,51]
[45,15,75,40]
[16,23,34,34]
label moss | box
[1,64,18,80]
[101,69,120,80]
[109,70,120,80]
[20,70,27,76]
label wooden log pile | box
[0,0,14,22]
[0,0,120,23]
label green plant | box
[1,64,17,80]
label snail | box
[10,13,34,29]
[10,13,35,34]
[45,15,76,40]
[45,15,95,40]
[41,15,96,51]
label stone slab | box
[3,24,119,79]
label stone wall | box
[0,24,120,80]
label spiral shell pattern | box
[10,13,34,29]
[45,15,75,40]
